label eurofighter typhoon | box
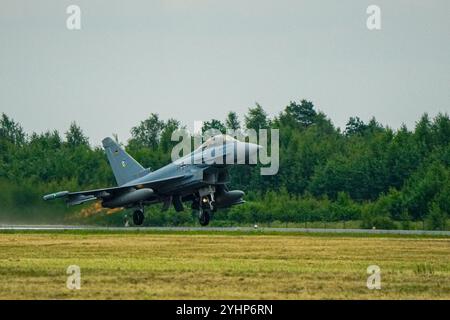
[44,134,261,226]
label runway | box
[0,225,449,236]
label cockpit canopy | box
[195,134,238,151]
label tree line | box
[0,100,449,229]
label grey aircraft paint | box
[43,135,261,226]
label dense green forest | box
[0,100,449,230]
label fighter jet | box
[43,134,261,226]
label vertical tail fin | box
[102,137,145,186]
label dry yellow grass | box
[0,232,448,299]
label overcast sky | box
[1,0,449,146]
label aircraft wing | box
[43,174,187,206]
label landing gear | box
[133,209,144,226]
[191,187,217,226]
[198,208,211,226]
[193,193,215,226]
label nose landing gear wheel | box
[198,209,210,226]
[133,209,145,226]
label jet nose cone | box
[246,143,261,158]
[234,142,262,164]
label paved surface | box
[0,225,449,236]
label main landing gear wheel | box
[133,209,144,226]
[198,209,210,226]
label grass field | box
[0,231,449,299]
